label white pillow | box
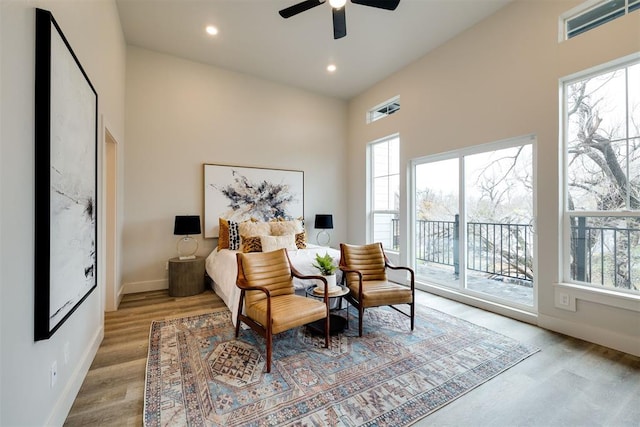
[270,219,304,236]
[260,234,297,252]
[238,220,271,237]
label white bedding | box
[205,244,341,325]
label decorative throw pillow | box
[270,219,303,236]
[218,218,230,249]
[219,218,240,250]
[260,234,297,253]
[241,235,262,253]
[228,221,240,250]
[238,220,271,238]
[295,231,307,249]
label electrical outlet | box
[165,261,169,270]
[64,341,70,364]
[50,361,58,388]
[559,292,570,306]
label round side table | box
[168,256,205,297]
[305,285,350,335]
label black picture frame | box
[34,8,98,341]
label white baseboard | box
[538,313,640,357]
[416,282,538,325]
[116,284,125,307]
[122,279,168,294]
[46,325,104,426]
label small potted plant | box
[312,252,338,292]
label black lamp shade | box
[314,214,333,229]
[174,215,201,235]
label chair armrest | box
[338,266,362,280]
[338,266,364,295]
[385,264,415,289]
[236,279,272,297]
[290,265,327,284]
[291,267,330,303]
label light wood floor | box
[64,289,640,426]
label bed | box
[206,244,341,325]
[202,163,341,325]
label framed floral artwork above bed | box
[203,164,304,238]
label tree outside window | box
[564,58,640,292]
[370,136,399,250]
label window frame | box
[560,53,640,299]
[367,96,400,124]
[559,0,640,41]
[367,134,400,252]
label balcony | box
[389,215,638,305]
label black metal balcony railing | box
[393,216,533,283]
[571,216,639,289]
[391,215,638,289]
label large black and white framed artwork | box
[34,8,98,340]
[204,164,304,238]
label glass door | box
[412,137,535,309]
[464,144,534,306]
[414,157,460,288]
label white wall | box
[122,47,348,293]
[347,0,640,355]
[0,0,126,425]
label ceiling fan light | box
[329,0,347,9]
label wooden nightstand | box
[168,256,205,297]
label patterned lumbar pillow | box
[295,231,307,249]
[241,235,262,253]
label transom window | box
[562,55,640,293]
[562,0,640,40]
[367,96,400,123]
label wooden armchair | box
[235,248,330,373]
[339,242,415,337]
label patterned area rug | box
[144,306,539,426]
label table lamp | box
[314,214,333,246]
[174,215,201,259]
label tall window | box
[562,56,640,294]
[370,136,399,250]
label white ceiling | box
[116,0,512,100]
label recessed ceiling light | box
[329,0,347,8]
[205,25,218,36]
[327,64,337,73]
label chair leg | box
[410,302,415,331]
[359,306,364,337]
[235,318,241,338]
[266,329,272,373]
[325,315,329,349]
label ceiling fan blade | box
[332,7,346,39]
[279,0,325,18]
[350,0,400,11]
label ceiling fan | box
[279,0,400,40]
